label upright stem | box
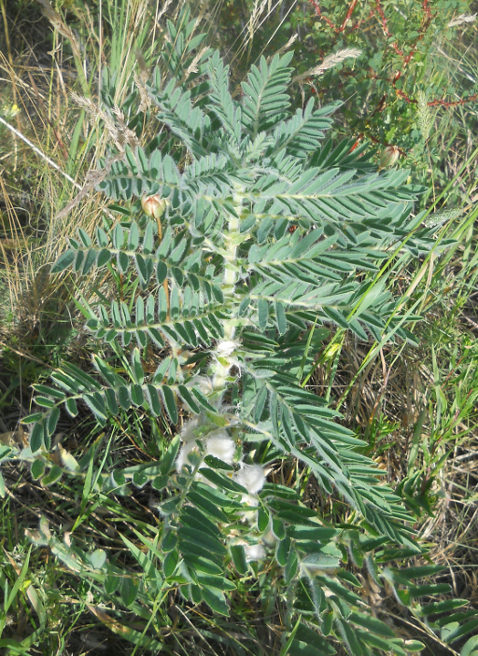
[211,187,245,398]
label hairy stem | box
[211,186,245,397]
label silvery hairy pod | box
[379,145,400,170]
[141,194,167,219]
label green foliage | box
[214,0,478,206]
[2,10,476,654]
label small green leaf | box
[51,250,76,273]
[409,583,451,599]
[65,398,78,417]
[444,618,478,644]
[349,612,395,638]
[131,348,145,384]
[257,506,269,532]
[156,261,168,284]
[254,385,268,424]
[104,388,119,414]
[152,443,175,482]
[117,386,131,410]
[130,384,144,406]
[201,586,229,616]
[276,537,291,567]
[162,386,178,424]
[177,385,200,414]
[285,548,299,583]
[82,249,97,274]
[152,475,168,491]
[42,465,63,486]
[179,525,226,556]
[96,227,109,247]
[183,553,223,576]
[35,396,55,409]
[105,573,121,595]
[258,298,269,330]
[78,227,92,247]
[287,526,339,541]
[161,530,178,553]
[89,549,107,569]
[32,385,65,400]
[31,459,46,480]
[420,599,468,616]
[164,550,179,578]
[121,576,139,607]
[203,455,234,471]
[135,254,150,284]
[30,423,44,452]
[323,306,349,328]
[461,635,478,656]
[112,469,126,487]
[196,574,235,591]
[97,248,112,267]
[83,393,107,422]
[230,545,248,575]
[132,472,148,488]
[275,301,287,334]
[21,413,44,424]
[402,640,426,652]
[46,407,60,437]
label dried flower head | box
[70,92,140,153]
[447,13,476,27]
[416,91,432,142]
[293,48,362,84]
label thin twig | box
[339,0,359,32]
[0,115,81,189]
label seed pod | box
[379,145,400,170]
[234,464,266,494]
[141,194,167,219]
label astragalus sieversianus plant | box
[14,13,474,656]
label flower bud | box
[141,194,167,219]
[379,145,400,170]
